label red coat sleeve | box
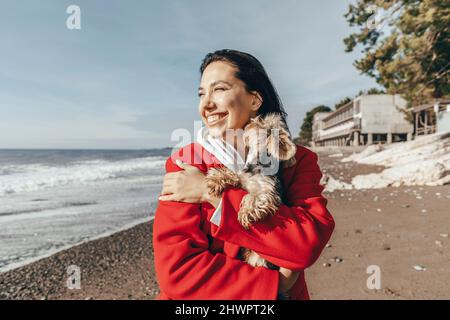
[209,147,335,271]
[153,146,280,300]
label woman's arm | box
[153,147,280,300]
[207,147,335,272]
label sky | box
[0,0,378,149]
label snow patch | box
[328,153,344,158]
[321,174,353,193]
[342,132,450,189]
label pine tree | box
[343,0,450,107]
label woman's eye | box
[198,87,226,97]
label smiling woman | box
[198,63,261,139]
[153,49,335,300]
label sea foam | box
[0,156,166,196]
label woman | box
[153,49,335,300]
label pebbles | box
[0,221,158,300]
[329,257,343,263]
[413,265,426,272]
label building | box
[413,99,450,136]
[312,94,414,146]
[311,112,331,147]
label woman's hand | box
[159,160,221,207]
[278,267,299,294]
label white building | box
[413,99,450,136]
[312,94,414,146]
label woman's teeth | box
[207,113,226,124]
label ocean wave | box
[0,201,98,218]
[0,166,27,176]
[0,156,166,196]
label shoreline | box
[0,216,155,274]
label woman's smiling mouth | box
[207,112,228,125]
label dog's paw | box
[206,180,224,197]
[205,167,240,196]
[238,211,253,229]
[238,188,281,229]
[205,168,226,196]
[254,191,281,217]
[238,195,256,229]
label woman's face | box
[198,61,262,139]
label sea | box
[0,148,172,273]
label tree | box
[296,105,332,146]
[343,0,450,107]
[358,87,386,96]
[335,97,352,110]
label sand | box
[307,148,450,299]
[1,147,449,300]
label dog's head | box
[243,113,296,161]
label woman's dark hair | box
[199,49,291,136]
[200,49,292,204]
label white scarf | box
[196,126,246,173]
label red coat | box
[153,143,335,300]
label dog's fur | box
[205,113,297,270]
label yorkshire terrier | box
[205,113,297,270]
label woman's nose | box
[202,94,216,111]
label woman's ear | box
[251,91,263,111]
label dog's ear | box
[249,114,265,129]
[262,114,296,160]
[267,126,297,160]
[260,113,282,129]
[277,127,297,161]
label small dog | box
[205,113,297,270]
